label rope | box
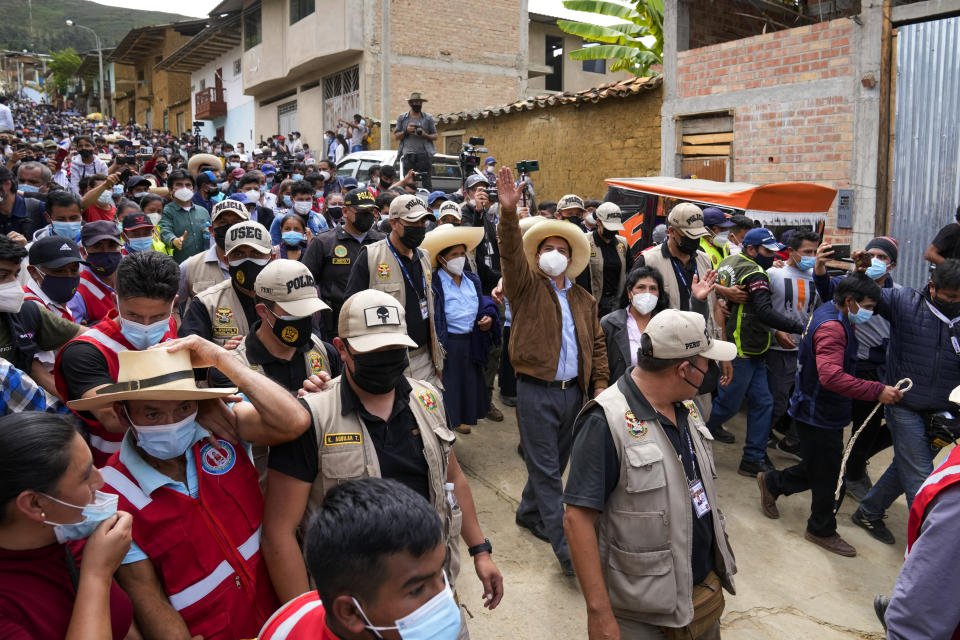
[833,378,913,509]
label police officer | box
[179,220,274,345]
[303,187,384,338]
[344,194,443,387]
[700,207,735,269]
[579,202,631,318]
[564,310,737,640]
[178,199,249,311]
[261,289,504,639]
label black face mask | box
[933,295,960,319]
[349,347,409,394]
[328,206,343,221]
[86,251,121,277]
[213,225,229,251]
[268,309,313,349]
[676,235,701,256]
[229,259,267,290]
[400,225,426,249]
[599,227,617,241]
[79,148,93,159]
[410,104,422,114]
[353,211,375,233]
[752,252,775,270]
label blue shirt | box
[439,269,478,334]
[553,277,579,380]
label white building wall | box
[190,44,254,149]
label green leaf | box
[562,0,638,21]
[556,20,628,44]
[567,44,637,61]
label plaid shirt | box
[0,358,66,415]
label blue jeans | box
[859,405,934,519]
[706,356,773,462]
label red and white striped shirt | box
[259,592,336,640]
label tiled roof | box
[435,75,662,125]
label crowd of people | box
[1,89,960,640]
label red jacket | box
[77,268,117,325]
[100,440,278,639]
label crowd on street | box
[1,89,960,640]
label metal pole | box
[95,33,105,116]
[380,0,390,149]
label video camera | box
[459,136,487,174]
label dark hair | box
[379,165,396,180]
[136,193,164,211]
[238,172,260,189]
[786,229,820,251]
[318,159,334,172]
[336,134,348,148]
[76,135,93,147]
[932,258,960,291]
[955,204,960,223]
[375,192,396,210]
[166,169,195,189]
[46,189,82,214]
[0,413,78,523]
[367,164,381,177]
[537,235,571,255]
[279,213,306,231]
[291,182,314,198]
[305,478,443,605]
[115,251,179,301]
[729,215,754,231]
[538,201,557,214]
[353,113,362,122]
[303,172,323,187]
[196,172,215,187]
[0,235,27,263]
[834,272,882,307]
[116,199,140,217]
[636,350,697,373]
[624,266,670,313]
[584,199,601,210]
[437,243,467,260]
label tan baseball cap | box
[212,199,250,222]
[225,220,272,255]
[643,310,736,361]
[557,194,585,212]
[389,194,435,222]
[667,203,709,239]
[595,202,624,231]
[437,201,462,221]
[254,259,330,316]
[339,289,419,352]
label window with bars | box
[322,66,360,99]
[290,0,315,24]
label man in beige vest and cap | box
[179,220,274,345]
[261,289,503,638]
[344,194,443,388]
[177,198,248,316]
[564,309,738,640]
[579,202,632,318]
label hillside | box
[0,0,191,54]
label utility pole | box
[65,20,105,116]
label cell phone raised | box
[831,244,851,260]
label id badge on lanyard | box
[682,428,711,518]
[419,297,429,320]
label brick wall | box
[436,87,661,202]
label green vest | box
[716,253,770,357]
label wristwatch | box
[468,538,493,557]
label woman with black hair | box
[0,413,134,639]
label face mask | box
[631,292,658,315]
[52,220,82,239]
[0,280,25,313]
[111,185,124,197]
[39,273,80,303]
[79,149,93,159]
[174,187,194,202]
[848,301,874,325]
[282,231,306,246]
[319,171,331,182]
[243,189,260,204]
[538,250,568,277]
[752,251,775,270]
[411,104,423,114]
[712,231,729,247]
[282,195,293,208]
[97,191,114,207]
[293,201,312,215]
[865,257,888,280]
[259,184,267,193]
[213,224,230,251]
[119,314,171,349]
[353,211,375,233]
[400,225,427,249]
[599,227,617,241]
[354,572,460,640]
[129,408,208,460]
[128,236,154,252]
[19,184,39,193]
[442,256,466,276]
[229,257,269,290]
[227,162,239,169]
[933,295,960,319]
[86,251,121,277]
[796,255,816,271]
[349,347,409,395]
[676,234,701,255]
[267,308,313,348]
[41,490,119,544]
[220,181,231,192]
[328,206,343,221]
[728,242,742,256]
[292,173,303,182]
[315,190,324,200]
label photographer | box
[460,174,490,228]
[394,92,437,190]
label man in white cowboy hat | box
[262,289,504,638]
[578,201,632,318]
[495,167,608,576]
[68,337,311,640]
[564,310,737,640]
[395,92,437,191]
[180,220,274,346]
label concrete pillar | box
[660,0,689,178]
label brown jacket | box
[498,204,609,393]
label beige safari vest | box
[196,280,249,346]
[365,239,445,374]
[301,377,463,586]
[588,232,628,302]
[586,384,736,628]
[183,251,227,301]
[642,246,723,340]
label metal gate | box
[323,66,360,135]
[278,100,298,138]
[889,16,960,289]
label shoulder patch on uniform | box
[416,388,438,412]
[377,263,390,278]
[617,243,626,253]
[682,400,702,423]
[215,307,233,325]
[199,440,236,475]
[333,244,348,257]
[625,410,648,439]
[324,433,362,446]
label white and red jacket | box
[53,311,177,467]
[22,278,75,321]
[76,267,117,325]
[100,440,279,639]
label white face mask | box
[0,280,25,313]
[243,189,261,204]
[293,201,313,215]
[319,171,331,182]
[712,231,729,248]
[538,250,568,277]
[173,187,194,203]
[631,292,658,315]
[442,256,466,276]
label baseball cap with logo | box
[212,198,250,222]
[389,194,434,222]
[667,203,710,239]
[29,236,86,269]
[81,220,122,247]
[742,227,785,251]
[643,309,737,361]
[121,212,154,232]
[594,202,624,231]
[255,259,330,316]
[225,221,272,255]
[558,194,585,212]
[339,289,418,353]
[344,187,377,210]
[438,201,462,221]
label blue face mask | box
[127,236,154,252]
[849,302,874,325]
[42,490,119,544]
[126,407,209,460]
[52,220,82,240]
[282,195,293,208]
[119,314,171,350]
[865,257,888,280]
[314,190,324,200]
[796,256,816,271]
[112,185,124,197]
[282,231,306,246]
[354,572,461,640]
[259,184,268,193]
[292,173,304,182]
[19,184,39,193]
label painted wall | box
[192,44,254,148]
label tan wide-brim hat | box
[187,153,224,176]
[149,186,169,198]
[68,349,237,411]
[420,224,485,267]
[519,216,546,235]
[522,220,590,278]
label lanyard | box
[386,240,426,301]
[678,423,700,485]
[670,256,695,290]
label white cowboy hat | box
[420,224,485,267]
[521,219,590,278]
[187,153,224,176]
[519,216,547,235]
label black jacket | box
[474,214,501,295]
[599,308,633,384]
[304,224,386,322]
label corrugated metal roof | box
[435,75,662,125]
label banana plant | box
[557,0,663,76]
